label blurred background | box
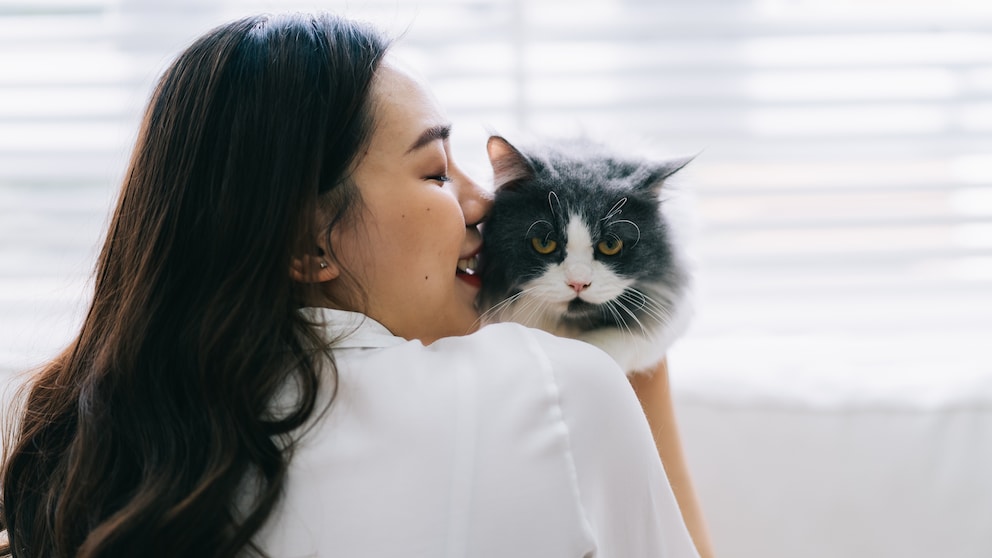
[1,0,990,556]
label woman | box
[1,12,710,558]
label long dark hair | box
[0,13,388,557]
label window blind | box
[2,0,990,377]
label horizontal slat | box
[0,1,103,14]
[526,2,992,36]
[700,192,992,230]
[0,153,128,181]
[697,268,992,297]
[691,157,992,188]
[0,50,144,84]
[0,86,141,118]
[0,14,107,42]
[0,123,133,152]
[697,247,992,268]
[705,215,992,232]
[690,292,992,334]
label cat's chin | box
[560,299,602,322]
[555,299,631,336]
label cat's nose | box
[567,280,591,294]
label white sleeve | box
[535,332,701,558]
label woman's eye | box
[597,238,623,256]
[530,237,558,255]
[427,174,451,185]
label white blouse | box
[254,308,699,558]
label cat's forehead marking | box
[564,214,595,269]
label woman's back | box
[255,310,698,557]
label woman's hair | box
[0,13,388,557]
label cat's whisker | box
[514,297,542,327]
[473,303,506,330]
[475,286,542,328]
[608,298,639,340]
[619,289,674,328]
[520,299,553,330]
[480,290,525,321]
[634,305,674,330]
[599,300,624,336]
[498,287,545,319]
[604,300,635,340]
[626,286,674,313]
[637,298,677,325]
[621,294,670,325]
[497,286,553,329]
[626,304,667,327]
[614,290,647,314]
[612,297,649,336]
[474,301,508,329]
[617,289,650,314]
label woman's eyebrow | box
[405,124,452,155]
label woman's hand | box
[629,359,715,558]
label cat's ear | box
[640,154,696,193]
[487,135,535,191]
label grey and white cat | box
[477,135,693,374]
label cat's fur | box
[477,136,693,374]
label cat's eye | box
[597,238,623,256]
[530,237,558,255]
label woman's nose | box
[456,170,493,227]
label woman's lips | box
[456,252,481,288]
[456,269,482,288]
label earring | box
[319,261,328,269]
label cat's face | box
[478,136,689,332]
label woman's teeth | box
[457,255,479,275]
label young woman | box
[1,12,710,558]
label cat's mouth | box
[456,254,481,288]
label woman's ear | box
[290,251,340,283]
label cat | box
[476,135,694,375]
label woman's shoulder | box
[462,321,650,442]
[437,321,618,371]
[434,322,633,402]
[426,322,647,457]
